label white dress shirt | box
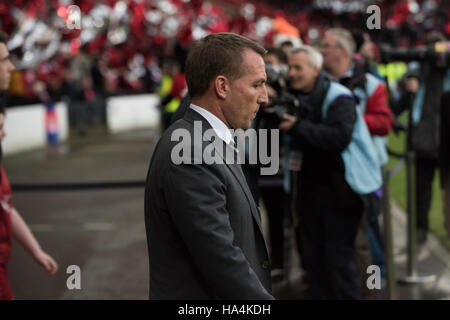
[189,104,233,145]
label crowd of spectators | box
[0,0,448,109]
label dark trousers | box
[260,185,287,269]
[296,184,363,300]
[364,193,385,276]
[416,157,439,232]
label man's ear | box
[313,66,320,78]
[215,75,229,100]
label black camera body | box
[262,64,300,125]
[265,91,300,121]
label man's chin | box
[238,123,251,130]
[291,84,303,91]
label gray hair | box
[290,45,323,69]
[325,28,356,58]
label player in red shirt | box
[0,31,58,300]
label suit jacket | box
[144,108,273,299]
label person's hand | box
[279,114,297,131]
[392,119,407,135]
[405,77,419,93]
[33,250,58,275]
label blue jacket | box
[322,82,382,195]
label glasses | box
[320,43,342,50]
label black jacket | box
[145,108,273,300]
[394,63,448,159]
[287,73,359,207]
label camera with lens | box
[380,41,450,67]
[262,64,300,126]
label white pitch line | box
[391,201,450,270]
[82,222,116,231]
[29,224,55,232]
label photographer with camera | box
[391,31,450,245]
[320,28,394,297]
[256,47,290,278]
[279,45,380,299]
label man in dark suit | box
[144,33,274,299]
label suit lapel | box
[183,108,266,241]
[225,159,266,236]
[221,152,269,259]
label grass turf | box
[386,127,450,250]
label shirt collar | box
[189,104,233,144]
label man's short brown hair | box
[0,31,7,45]
[185,32,266,98]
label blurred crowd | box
[0,0,448,108]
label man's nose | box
[259,85,269,105]
[8,60,15,71]
[288,66,297,78]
